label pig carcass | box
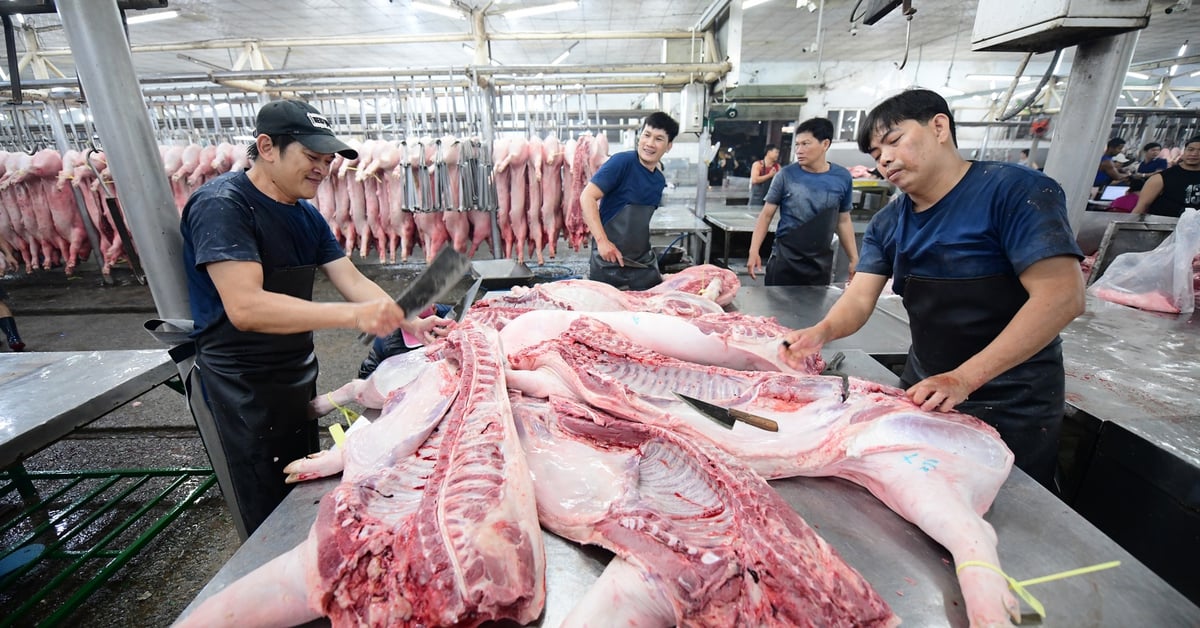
[511,393,898,627]
[180,325,545,627]
[504,314,1020,627]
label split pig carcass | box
[189,272,1018,627]
[178,325,545,628]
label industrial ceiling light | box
[1126,71,1150,79]
[965,74,1032,82]
[412,1,466,19]
[551,42,579,65]
[126,9,179,25]
[1190,68,1200,78]
[502,1,579,18]
[1179,40,1189,57]
[744,0,773,8]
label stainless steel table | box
[179,349,1199,627]
[650,205,711,264]
[731,286,912,356]
[702,208,775,266]
[0,349,175,469]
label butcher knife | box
[453,277,484,323]
[357,247,471,346]
[821,351,850,401]
[674,392,779,432]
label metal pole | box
[1044,31,1139,232]
[56,0,190,320]
[480,85,501,258]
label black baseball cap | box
[254,100,358,159]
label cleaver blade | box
[358,247,470,346]
[674,392,779,432]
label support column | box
[1044,31,1138,232]
[55,0,190,320]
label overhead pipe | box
[0,61,730,94]
[32,30,700,59]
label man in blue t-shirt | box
[1132,141,1169,183]
[580,112,679,290]
[180,100,451,536]
[747,117,856,285]
[779,89,1085,489]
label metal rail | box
[0,468,217,627]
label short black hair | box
[857,88,957,153]
[1142,142,1162,152]
[1021,149,1029,156]
[1187,136,1200,147]
[764,143,778,153]
[642,112,679,142]
[247,134,302,161]
[1107,137,1126,149]
[796,117,834,143]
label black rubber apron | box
[194,265,321,535]
[899,274,1064,489]
[764,205,839,286]
[589,203,662,291]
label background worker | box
[748,144,781,208]
[581,111,679,291]
[780,89,1085,489]
[1134,142,1169,182]
[0,286,25,351]
[747,118,856,286]
[181,99,451,535]
[1132,135,1200,218]
[1094,137,1130,194]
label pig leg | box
[508,163,528,263]
[561,557,675,628]
[174,535,320,628]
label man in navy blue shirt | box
[581,112,679,290]
[1132,141,1169,183]
[747,117,856,285]
[779,89,1085,489]
[181,100,451,536]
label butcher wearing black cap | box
[179,99,452,537]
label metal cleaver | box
[674,392,779,432]
[358,247,470,346]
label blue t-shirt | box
[1137,157,1168,174]
[589,150,666,225]
[1094,154,1116,187]
[762,162,853,239]
[857,161,1083,297]
[181,171,344,337]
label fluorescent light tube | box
[412,1,466,19]
[126,10,179,25]
[503,1,578,18]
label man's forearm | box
[955,259,1084,390]
[227,291,357,335]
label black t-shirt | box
[180,171,343,337]
[1149,165,1200,218]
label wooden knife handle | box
[728,408,779,432]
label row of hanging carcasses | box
[313,132,609,266]
[0,132,610,277]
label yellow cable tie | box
[329,422,346,447]
[325,392,361,425]
[955,560,1121,620]
[1017,560,1121,587]
[956,561,1045,619]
